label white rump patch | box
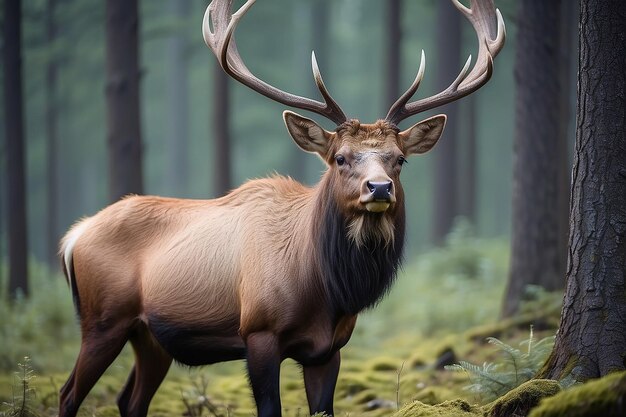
[61,218,92,293]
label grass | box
[2,226,562,416]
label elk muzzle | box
[361,180,395,212]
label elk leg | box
[59,326,129,417]
[117,325,172,417]
[303,351,340,416]
[245,331,282,417]
[117,366,136,414]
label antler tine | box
[202,0,347,125]
[386,0,505,126]
[385,50,426,124]
[311,51,346,123]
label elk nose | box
[366,181,393,202]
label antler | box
[203,0,347,125]
[385,0,505,126]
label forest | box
[1,0,625,417]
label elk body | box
[58,1,504,416]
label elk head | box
[203,0,505,241]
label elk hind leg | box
[117,324,172,417]
[59,324,130,417]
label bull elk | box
[58,1,504,416]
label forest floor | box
[2,229,603,417]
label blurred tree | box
[45,0,59,270]
[432,0,461,245]
[502,0,569,317]
[286,0,309,183]
[165,0,190,197]
[459,95,476,223]
[212,62,232,197]
[105,0,143,202]
[384,0,401,110]
[3,0,29,297]
[539,0,626,380]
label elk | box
[58,1,504,416]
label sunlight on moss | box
[485,379,561,417]
[528,371,626,417]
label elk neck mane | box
[312,174,405,316]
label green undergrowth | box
[0,261,79,373]
[1,225,571,416]
[528,370,626,417]
[445,327,557,402]
[391,372,626,417]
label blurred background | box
[0,1,584,414]
[0,0,577,268]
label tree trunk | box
[384,0,401,110]
[46,0,59,271]
[105,0,143,202]
[459,95,477,224]
[539,0,626,380]
[212,62,232,197]
[502,0,566,317]
[288,0,310,183]
[3,0,29,297]
[165,0,190,197]
[431,0,461,245]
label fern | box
[445,327,555,402]
[0,357,40,417]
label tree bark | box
[432,0,461,245]
[46,0,59,271]
[165,0,190,197]
[3,0,29,297]
[384,0,401,110]
[539,0,626,380]
[105,0,143,202]
[502,0,566,317]
[212,62,232,197]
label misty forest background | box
[1,0,577,266]
[7,0,624,416]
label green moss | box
[368,356,403,372]
[485,379,561,417]
[92,405,119,417]
[350,389,378,405]
[411,386,459,405]
[528,371,626,417]
[392,399,482,417]
[335,371,370,396]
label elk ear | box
[283,111,332,156]
[399,114,447,155]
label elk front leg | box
[246,332,282,417]
[303,351,340,416]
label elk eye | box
[335,155,346,166]
[398,156,407,166]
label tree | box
[165,0,190,197]
[431,0,461,245]
[45,0,59,269]
[459,95,477,223]
[3,0,29,297]
[212,62,232,197]
[384,0,401,110]
[502,0,568,317]
[539,0,626,380]
[105,0,143,202]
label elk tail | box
[59,219,91,318]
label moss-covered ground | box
[3,232,621,416]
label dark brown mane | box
[313,176,406,316]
